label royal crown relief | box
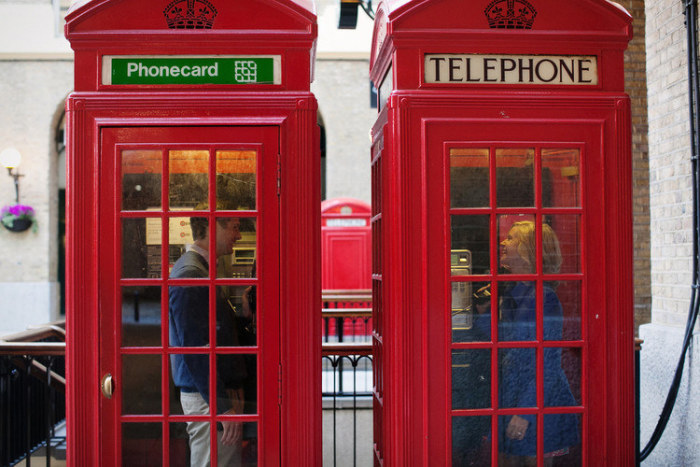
[164,0,217,29]
[485,0,537,29]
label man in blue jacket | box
[169,214,251,466]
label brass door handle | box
[101,373,114,399]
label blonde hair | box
[509,221,562,274]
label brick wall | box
[644,0,694,327]
[617,0,652,332]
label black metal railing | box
[322,343,373,467]
[0,322,66,467]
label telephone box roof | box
[66,0,316,42]
[370,0,632,80]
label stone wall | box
[0,59,72,335]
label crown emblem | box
[164,0,218,29]
[484,0,537,29]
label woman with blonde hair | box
[497,220,579,466]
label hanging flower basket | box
[1,204,36,233]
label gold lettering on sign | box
[425,54,598,85]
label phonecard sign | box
[102,55,281,85]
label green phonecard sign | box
[102,55,281,85]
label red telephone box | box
[64,1,320,465]
[370,0,633,465]
[321,197,371,291]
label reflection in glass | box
[122,286,161,347]
[496,148,534,208]
[452,281,491,343]
[122,150,162,211]
[498,414,537,462]
[546,215,580,274]
[545,348,581,407]
[498,214,536,274]
[216,150,257,210]
[542,148,580,208]
[122,423,162,467]
[241,422,258,465]
[498,282,536,342]
[122,218,157,279]
[216,354,257,415]
[452,349,490,409]
[122,354,161,415]
[449,148,489,208]
[452,416,490,466]
[217,218,257,279]
[217,286,256,347]
[498,347,535,408]
[169,150,209,210]
[451,215,490,274]
[543,414,581,465]
[550,281,582,341]
[169,423,191,467]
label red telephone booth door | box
[425,110,632,464]
[98,126,280,466]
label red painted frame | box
[99,126,280,465]
[370,0,633,465]
[64,1,320,465]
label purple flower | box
[1,204,35,219]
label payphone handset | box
[450,249,472,330]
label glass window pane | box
[543,414,581,465]
[122,423,162,467]
[122,150,162,211]
[122,354,161,415]
[499,347,536,409]
[545,215,580,274]
[545,347,581,407]
[122,286,161,347]
[451,215,490,274]
[498,214,536,274]
[169,150,208,210]
[169,422,191,467]
[122,218,158,278]
[496,148,534,208]
[217,285,257,347]
[171,354,209,416]
[452,281,491,343]
[216,150,257,210]
[217,218,256,279]
[450,148,489,208]
[168,286,210,347]
[499,414,537,460]
[542,148,580,208]
[216,354,257,415]
[452,416,491,465]
[452,349,490,409]
[498,281,536,342]
[549,281,582,341]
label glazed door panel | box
[427,121,607,466]
[99,126,280,466]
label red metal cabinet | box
[370,1,634,465]
[64,1,320,465]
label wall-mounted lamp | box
[0,147,23,204]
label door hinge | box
[278,364,283,406]
[276,154,281,196]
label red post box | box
[369,0,633,465]
[64,1,320,465]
